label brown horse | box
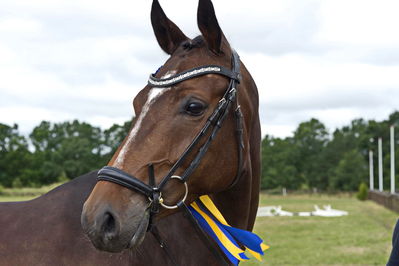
[82,0,261,261]
[0,0,260,265]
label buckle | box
[159,175,189,210]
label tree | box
[101,120,132,163]
[0,123,32,187]
[29,120,105,182]
[293,118,329,189]
[330,149,368,191]
[261,135,301,190]
[251,113,398,192]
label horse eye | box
[185,101,206,116]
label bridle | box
[97,49,244,265]
[98,49,244,214]
[97,49,243,216]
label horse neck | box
[211,75,261,231]
[211,166,256,231]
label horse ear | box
[197,0,225,54]
[151,0,188,55]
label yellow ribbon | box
[191,202,246,261]
[197,195,269,261]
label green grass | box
[0,195,37,202]
[1,188,396,265]
[0,182,63,202]
[243,193,397,265]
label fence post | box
[378,137,383,192]
[391,125,396,194]
[369,150,374,190]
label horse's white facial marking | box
[114,70,176,167]
[148,88,164,102]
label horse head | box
[81,0,260,253]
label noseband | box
[97,50,244,222]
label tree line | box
[262,111,399,191]
[0,111,398,190]
[0,119,132,187]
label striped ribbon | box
[189,195,269,265]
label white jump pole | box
[369,150,374,190]
[378,137,383,192]
[391,126,395,194]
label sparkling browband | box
[148,65,239,88]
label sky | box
[0,0,398,138]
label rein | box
[97,50,245,265]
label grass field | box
[1,189,397,265]
[244,193,398,265]
[0,195,37,202]
[0,183,62,202]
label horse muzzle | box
[81,198,150,253]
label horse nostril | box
[101,211,119,240]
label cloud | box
[0,17,43,34]
[224,1,326,56]
[362,47,399,66]
[0,0,399,140]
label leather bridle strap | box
[148,202,230,266]
[98,50,243,213]
[156,51,241,190]
[178,202,230,265]
[148,65,240,88]
[97,50,243,266]
[98,166,153,198]
[150,226,179,266]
